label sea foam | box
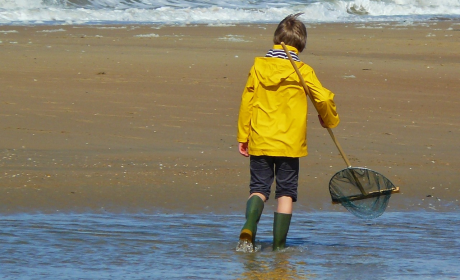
[0,0,459,25]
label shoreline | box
[1,14,460,27]
[1,21,459,213]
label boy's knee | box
[249,193,267,202]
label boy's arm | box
[302,67,340,128]
[238,142,249,157]
[318,115,328,128]
[237,67,255,144]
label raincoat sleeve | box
[237,66,255,143]
[302,67,340,128]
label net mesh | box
[329,167,396,219]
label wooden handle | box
[331,187,400,204]
[281,42,367,196]
[280,42,352,168]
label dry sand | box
[1,21,459,214]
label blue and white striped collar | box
[265,49,300,62]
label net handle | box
[281,42,352,168]
[281,43,368,196]
[331,187,400,204]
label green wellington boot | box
[239,195,265,246]
[273,212,292,251]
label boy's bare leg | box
[250,193,267,202]
[276,196,293,214]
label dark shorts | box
[249,155,299,202]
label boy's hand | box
[238,142,249,157]
[318,115,328,128]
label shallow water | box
[1,211,459,279]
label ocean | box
[1,0,460,25]
[1,211,459,279]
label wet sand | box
[1,21,459,213]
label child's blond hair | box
[273,13,307,52]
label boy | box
[236,13,340,251]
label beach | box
[1,21,459,214]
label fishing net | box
[329,167,397,219]
[280,42,400,220]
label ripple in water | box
[0,211,459,279]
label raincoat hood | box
[253,58,299,87]
[253,45,302,87]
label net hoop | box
[329,167,398,219]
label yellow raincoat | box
[237,45,339,157]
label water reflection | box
[238,251,312,279]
